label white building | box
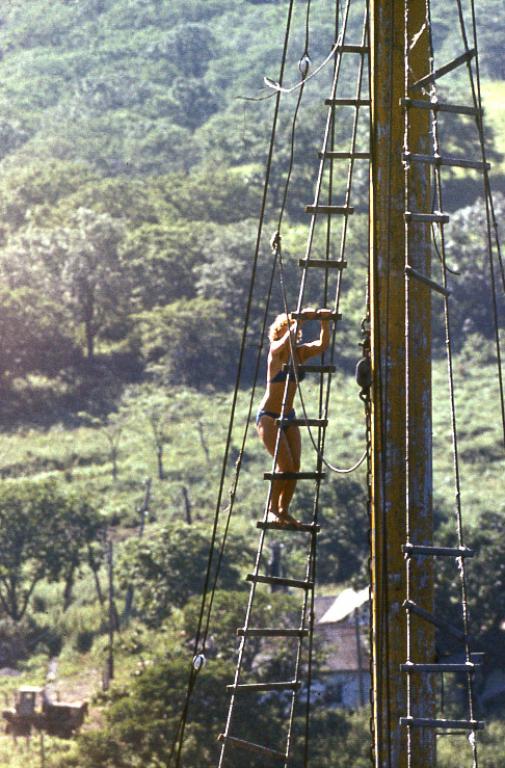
[313,588,370,710]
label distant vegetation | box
[0,0,503,766]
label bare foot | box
[277,510,304,529]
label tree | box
[0,480,101,621]
[0,208,129,362]
[125,387,172,480]
[119,221,201,312]
[136,297,241,388]
[59,208,128,360]
[117,523,254,628]
[0,286,77,390]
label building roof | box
[313,591,370,672]
[318,587,369,624]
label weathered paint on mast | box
[404,0,436,762]
[369,0,435,764]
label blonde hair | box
[268,313,301,342]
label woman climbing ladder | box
[255,307,333,525]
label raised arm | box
[269,322,296,355]
[298,308,333,361]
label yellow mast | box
[370,0,435,764]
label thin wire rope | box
[170,3,298,765]
[423,2,479,763]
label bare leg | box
[256,417,303,525]
[279,424,301,515]
[256,416,292,513]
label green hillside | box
[0,0,503,766]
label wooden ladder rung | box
[325,98,371,107]
[336,44,370,54]
[400,716,484,730]
[264,471,326,481]
[405,266,450,297]
[299,258,347,269]
[247,573,314,590]
[257,521,320,533]
[305,205,354,215]
[218,734,286,761]
[276,418,328,428]
[227,680,300,693]
[403,543,474,558]
[403,151,490,172]
[401,662,480,673]
[403,599,467,640]
[290,311,342,321]
[320,151,370,160]
[405,211,450,224]
[412,49,476,90]
[237,628,308,638]
[402,97,482,117]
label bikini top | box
[269,367,306,384]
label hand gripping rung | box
[403,543,474,558]
[277,418,328,428]
[405,211,449,224]
[320,151,370,160]
[325,98,371,107]
[412,49,476,90]
[405,266,450,297]
[400,716,484,730]
[257,521,320,533]
[237,628,308,638]
[247,573,314,590]
[264,471,326,480]
[401,662,479,673]
[403,599,466,640]
[305,205,354,215]
[227,680,300,692]
[218,734,286,761]
[402,97,482,117]
[299,258,348,269]
[403,151,490,172]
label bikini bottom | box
[255,408,296,430]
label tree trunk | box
[88,545,105,606]
[181,486,192,525]
[157,446,164,480]
[63,565,76,611]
